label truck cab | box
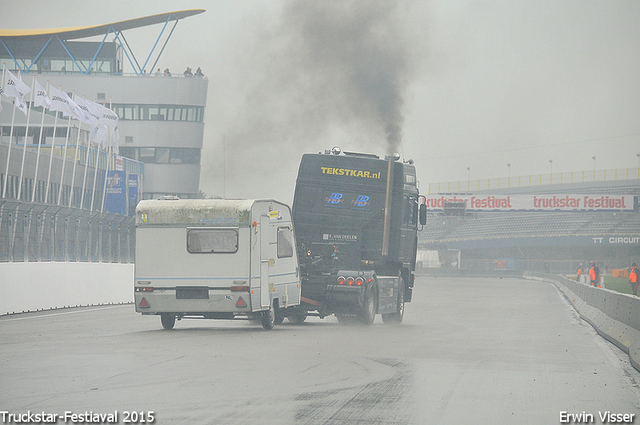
[292,147,423,324]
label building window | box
[139,148,155,163]
[118,147,200,165]
[112,104,204,122]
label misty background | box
[2,0,639,203]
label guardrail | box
[525,272,640,372]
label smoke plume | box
[208,0,425,199]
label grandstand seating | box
[422,179,640,244]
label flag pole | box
[44,91,61,205]
[17,75,37,201]
[55,115,72,205]
[101,125,113,213]
[2,67,19,199]
[68,91,85,208]
[90,126,102,211]
[78,102,92,209]
[31,80,49,203]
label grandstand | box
[420,168,640,274]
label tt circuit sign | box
[425,194,638,212]
[592,236,640,245]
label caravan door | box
[258,214,271,308]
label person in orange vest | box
[576,263,584,283]
[589,261,600,288]
[630,263,638,296]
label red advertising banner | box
[425,194,637,212]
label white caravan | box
[134,198,301,330]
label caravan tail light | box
[346,277,354,285]
[136,287,153,292]
[355,277,364,286]
[337,276,346,285]
[230,286,249,292]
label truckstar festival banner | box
[425,194,638,212]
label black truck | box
[289,146,426,325]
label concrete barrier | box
[526,271,640,372]
[0,262,134,315]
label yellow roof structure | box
[0,10,206,75]
[0,9,205,40]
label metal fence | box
[0,200,134,263]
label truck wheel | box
[358,285,376,325]
[160,313,176,330]
[274,309,285,325]
[261,303,276,330]
[288,307,307,325]
[382,277,404,325]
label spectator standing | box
[164,68,172,77]
[589,261,601,288]
[630,263,638,295]
[195,67,204,77]
[183,67,193,77]
[576,263,584,283]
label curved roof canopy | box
[0,10,205,76]
[0,9,205,40]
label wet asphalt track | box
[1,276,640,424]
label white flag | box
[34,80,52,109]
[90,124,109,149]
[91,101,119,128]
[75,97,119,128]
[49,86,88,122]
[71,94,98,125]
[3,70,31,116]
[3,70,31,101]
[74,96,101,125]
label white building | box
[0,10,208,202]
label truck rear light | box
[337,276,346,285]
[355,277,364,286]
[136,287,154,292]
[230,286,249,292]
[346,277,354,285]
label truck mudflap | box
[323,270,376,313]
[325,284,366,311]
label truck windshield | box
[187,228,238,253]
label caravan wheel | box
[261,303,276,330]
[160,313,176,330]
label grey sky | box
[2,1,639,202]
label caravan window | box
[277,227,294,258]
[187,228,238,253]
